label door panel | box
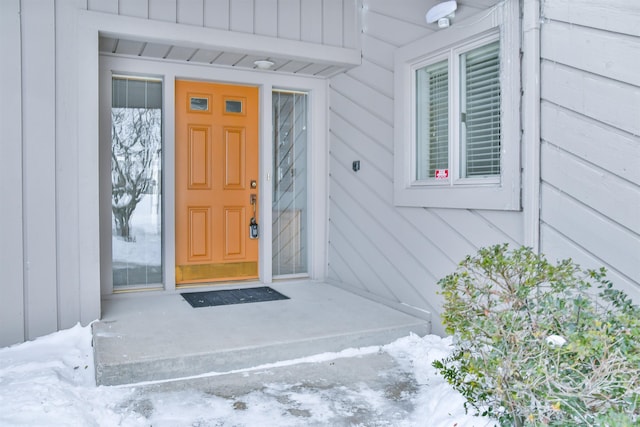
[188,126,211,189]
[188,207,210,260]
[176,80,259,284]
[224,207,245,258]
[224,127,245,188]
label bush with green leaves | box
[433,244,639,427]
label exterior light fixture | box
[254,60,275,70]
[426,0,457,28]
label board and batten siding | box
[0,0,358,347]
[85,0,359,50]
[0,0,99,348]
[327,0,524,335]
[539,0,640,302]
[0,0,26,346]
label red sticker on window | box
[435,169,449,179]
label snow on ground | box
[0,325,494,426]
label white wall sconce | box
[426,0,457,28]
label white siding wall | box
[85,0,360,49]
[0,0,91,348]
[0,0,25,346]
[0,0,61,346]
[540,0,640,301]
[327,0,524,335]
[0,0,356,347]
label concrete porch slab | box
[92,281,431,386]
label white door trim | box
[98,55,328,295]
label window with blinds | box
[413,39,500,183]
[416,60,449,180]
[460,41,501,178]
[394,4,520,210]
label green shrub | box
[433,244,640,427]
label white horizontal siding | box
[361,35,395,71]
[362,8,430,47]
[330,80,394,147]
[541,142,640,234]
[540,0,640,299]
[542,20,640,87]
[541,102,640,185]
[541,184,640,284]
[87,0,360,49]
[541,61,640,137]
[542,0,640,37]
[541,225,640,304]
[327,0,524,334]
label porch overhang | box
[82,9,362,77]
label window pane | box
[416,60,449,180]
[225,99,243,113]
[190,97,208,111]
[272,91,308,276]
[111,77,163,288]
[460,41,501,178]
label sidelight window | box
[111,76,163,288]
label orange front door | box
[175,80,259,284]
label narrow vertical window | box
[111,76,163,289]
[460,41,501,178]
[416,60,449,180]
[272,91,308,277]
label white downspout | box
[522,0,541,252]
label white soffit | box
[99,34,359,78]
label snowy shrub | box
[433,244,640,427]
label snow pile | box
[0,325,143,426]
[386,334,494,427]
[0,326,494,426]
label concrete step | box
[92,282,431,386]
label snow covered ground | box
[0,325,495,426]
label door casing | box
[99,55,328,295]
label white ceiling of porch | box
[97,0,504,78]
[99,36,349,78]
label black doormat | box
[181,286,289,308]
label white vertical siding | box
[300,0,322,43]
[540,0,640,300]
[327,0,524,334]
[150,0,177,23]
[3,0,354,347]
[254,0,278,37]
[204,0,230,30]
[56,0,85,331]
[0,0,25,347]
[177,0,204,26]
[86,0,360,49]
[21,0,59,340]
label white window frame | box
[394,0,520,210]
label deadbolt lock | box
[250,180,257,189]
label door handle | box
[249,194,259,239]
